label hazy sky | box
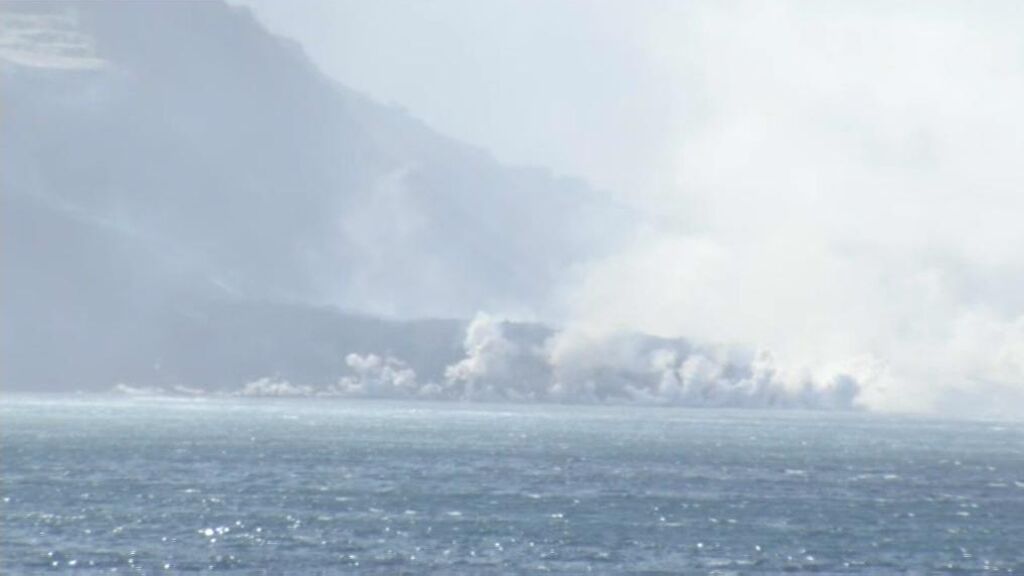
[234,0,680,198]
[236,1,1024,413]
[234,1,1024,225]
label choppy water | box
[1,397,1023,574]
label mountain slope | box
[0,0,627,391]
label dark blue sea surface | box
[1,396,1022,574]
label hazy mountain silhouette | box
[1,0,628,391]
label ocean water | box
[1,397,1022,574]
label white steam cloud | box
[239,378,313,397]
[443,312,526,400]
[109,314,868,409]
[544,328,872,409]
[548,2,1024,417]
[333,353,420,398]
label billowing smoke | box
[111,383,206,397]
[443,313,527,400]
[332,353,420,398]
[635,348,863,409]
[543,329,870,408]
[108,314,869,409]
[238,378,313,397]
[543,3,1024,417]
